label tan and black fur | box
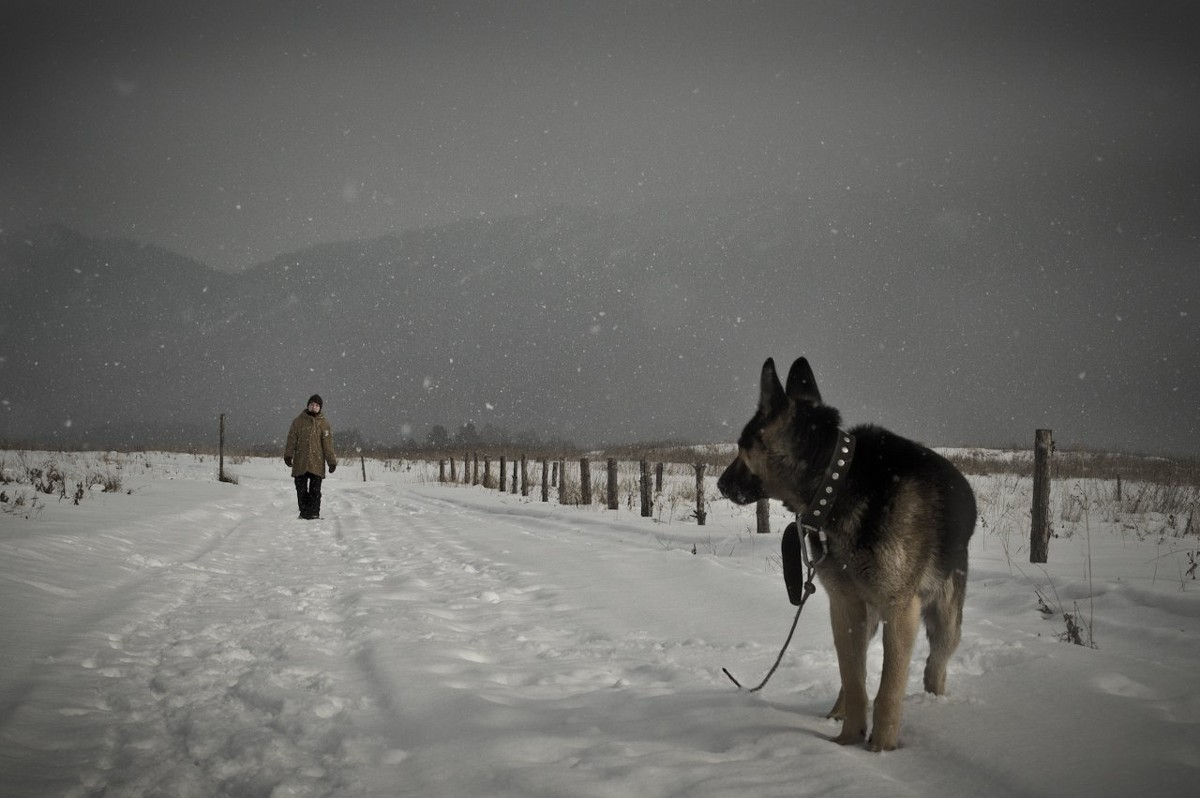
[718,357,976,751]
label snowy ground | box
[1,450,1197,797]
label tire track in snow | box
[0,488,269,736]
[324,485,839,796]
[8,477,671,797]
[3,481,397,797]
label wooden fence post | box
[559,458,570,505]
[541,459,549,502]
[580,458,592,505]
[218,413,227,482]
[439,460,446,483]
[449,457,457,483]
[640,460,652,517]
[499,456,507,492]
[472,453,480,485]
[694,463,706,525]
[520,455,528,497]
[606,458,618,510]
[756,498,770,534]
[655,462,664,493]
[1031,429,1054,563]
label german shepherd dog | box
[718,357,976,751]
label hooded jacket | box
[285,409,337,478]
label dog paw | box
[866,730,899,752]
[832,728,866,746]
[825,689,846,720]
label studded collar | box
[798,429,855,561]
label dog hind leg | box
[922,571,965,695]
[827,589,871,745]
[870,594,921,751]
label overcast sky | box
[2,1,1198,455]
[4,1,1198,270]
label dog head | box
[717,357,840,509]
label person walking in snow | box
[284,394,338,519]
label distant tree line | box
[422,422,573,452]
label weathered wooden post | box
[449,457,457,483]
[559,458,571,505]
[218,413,226,482]
[580,458,592,505]
[499,456,507,492]
[694,463,706,525]
[655,462,664,493]
[606,458,618,510]
[520,455,529,497]
[640,460,652,517]
[472,453,480,485]
[552,460,559,488]
[541,459,549,502]
[439,460,446,482]
[756,498,770,534]
[1031,429,1054,563]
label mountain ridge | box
[2,187,1194,455]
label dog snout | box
[718,460,761,505]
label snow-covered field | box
[1,450,1197,797]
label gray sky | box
[2,0,1198,455]
[5,1,1197,269]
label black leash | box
[724,432,851,693]
[723,523,821,692]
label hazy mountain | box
[2,185,1194,455]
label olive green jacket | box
[284,411,337,478]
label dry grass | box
[944,448,1200,486]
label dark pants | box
[294,473,323,519]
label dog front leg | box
[827,590,869,745]
[870,594,921,751]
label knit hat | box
[307,394,324,409]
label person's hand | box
[284,456,292,467]
[328,463,337,473]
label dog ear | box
[784,357,822,405]
[758,358,788,416]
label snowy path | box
[2,477,824,797]
[2,455,1198,796]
